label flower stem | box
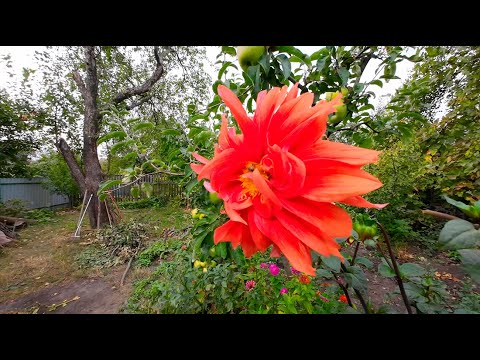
[376,221,413,314]
[340,263,369,314]
[332,272,353,307]
[350,242,360,265]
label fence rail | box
[109,174,182,202]
[0,178,70,209]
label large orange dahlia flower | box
[191,84,386,275]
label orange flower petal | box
[340,195,388,209]
[296,140,381,166]
[275,209,342,258]
[214,220,243,248]
[281,197,352,238]
[192,152,210,165]
[254,215,315,276]
[248,208,271,251]
[218,85,255,137]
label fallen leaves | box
[47,295,80,312]
[434,271,460,282]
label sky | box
[0,46,414,109]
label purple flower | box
[269,264,280,276]
[280,288,288,295]
[260,263,268,269]
[245,280,256,291]
[290,267,301,275]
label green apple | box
[208,191,223,204]
[237,46,266,72]
[328,104,347,125]
[209,246,216,257]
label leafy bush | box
[24,208,55,223]
[126,245,349,314]
[0,199,26,217]
[136,238,183,267]
[118,196,170,209]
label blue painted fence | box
[0,178,70,209]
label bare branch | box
[72,71,87,99]
[56,137,85,191]
[112,46,172,105]
[288,76,309,93]
[106,169,184,195]
[126,94,154,111]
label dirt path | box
[0,267,132,314]
[0,210,133,314]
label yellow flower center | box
[239,161,269,199]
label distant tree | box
[28,46,210,228]
[0,90,37,177]
[29,151,81,206]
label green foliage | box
[0,200,55,223]
[0,90,39,177]
[23,208,55,223]
[118,196,170,209]
[136,238,183,267]
[97,220,149,248]
[438,218,480,283]
[400,273,450,314]
[29,151,80,203]
[0,199,27,217]
[126,248,348,314]
[74,246,111,269]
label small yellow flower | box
[191,208,199,218]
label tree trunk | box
[57,46,168,229]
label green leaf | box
[458,249,480,283]
[396,111,426,123]
[258,53,270,76]
[194,130,215,145]
[133,122,154,132]
[97,131,126,145]
[162,129,182,136]
[358,104,375,112]
[142,183,153,198]
[123,151,137,162]
[338,67,349,86]
[131,185,140,198]
[399,263,426,278]
[230,244,245,265]
[378,262,396,277]
[276,46,305,59]
[216,242,227,259]
[438,219,480,250]
[320,255,341,272]
[315,268,333,279]
[97,179,122,196]
[221,46,236,57]
[344,266,368,294]
[218,61,237,80]
[370,79,383,88]
[443,195,470,211]
[354,257,373,269]
[277,54,291,80]
[111,140,135,154]
[185,178,199,194]
[316,58,327,72]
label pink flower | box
[269,264,280,276]
[280,288,288,295]
[260,263,268,269]
[290,267,301,275]
[245,280,256,291]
